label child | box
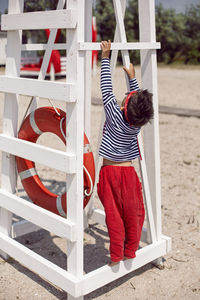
[97,40,154,266]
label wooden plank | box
[12,220,40,238]
[0,189,76,241]
[159,105,200,118]
[0,232,78,296]
[0,0,24,260]
[90,208,106,226]
[21,41,161,52]
[139,0,162,241]
[0,134,76,173]
[1,9,77,30]
[78,240,167,297]
[79,42,160,50]
[21,43,67,51]
[138,133,157,243]
[66,2,84,299]
[0,76,76,101]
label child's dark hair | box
[126,89,154,127]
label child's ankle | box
[108,260,120,267]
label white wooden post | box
[84,0,92,138]
[66,0,85,299]
[0,0,24,259]
[83,0,93,227]
[139,0,162,241]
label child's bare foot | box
[109,260,120,267]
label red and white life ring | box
[16,107,95,217]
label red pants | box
[97,166,145,262]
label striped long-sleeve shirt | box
[99,58,141,162]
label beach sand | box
[0,65,200,300]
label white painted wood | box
[12,220,40,238]
[90,208,106,226]
[139,0,162,241]
[79,42,160,50]
[0,189,76,241]
[0,76,76,101]
[110,0,127,76]
[66,1,84,299]
[1,9,77,30]
[0,134,76,173]
[0,0,24,260]
[21,43,67,51]
[21,42,160,52]
[137,133,156,243]
[83,0,92,225]
[0,232,78,296]
[84,0,92,139]
[78,239,167,297]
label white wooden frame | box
[0,1,171,299]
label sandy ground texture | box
[0,65,200,300]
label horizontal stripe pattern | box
[99,58,140,162]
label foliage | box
[24,0,59,12]
[155,5,186,63]
[184,4,200,64]
[94,0,200,65]
[94,0,116,41]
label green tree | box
[155,4,186,64]
[24,0,59,12]
[124,0,140,63]
[94,0,116,41]
[184,3,200,64]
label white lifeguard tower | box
[0,1,171,299]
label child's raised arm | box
[101,40,111,59]
[123,63,135,80]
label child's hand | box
[101,40,111,59]
[123,63,135,79]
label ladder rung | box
[0,134,76,174]
[1,9,77,30]
[0,75,76,102]
[79,42,161,51]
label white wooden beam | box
[1,9,77,30]
[0,134,76,173]
[0,189,76,241]
[139,0,162,241]
[0,76,76,101]
[78,240,167,297]
[66,1,85,299]
[0,232,78,296]
[0,0,24,260]
[21,42,160,52]
[21,43,67,51]
[12,220,41,238]
[79,42,160,50]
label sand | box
[0,65,200,300]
